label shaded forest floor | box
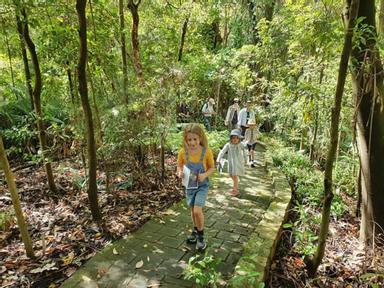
[0,156,184,287]
[1,155,384,287]
[268,197,384,288]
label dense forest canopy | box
[1,0,384,287]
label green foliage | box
[183,254,222,288]
[229,259,264,288]
[269,136,354,257]
[0,210,14,232]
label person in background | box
[201,98,216,132]
[238,100,255,136]
[244,119,258,167]
[216,129,247,197]
[224,98,240,131]
[176,124,215,252]
[177,101,190,123]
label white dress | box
[216,142,248,176]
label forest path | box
[62,143,288,287]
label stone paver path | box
[62,144,279,288]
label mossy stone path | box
[62,144,290,287]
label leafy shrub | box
[229,259,264,288]
[183,254,222,288]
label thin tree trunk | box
[0,136,34,258]
[160,131,165,182]
[356,165,362,217]
[15,13,33,110]
[310,67,324,161]
[212,19,222,51]
[127,0,145,85]
[119,0,129,103]
[87,63,103,143]
[215,78,222,125]
[20,6,57,193]
[305,0,358,276]
[2,19,16,93]
[178,16,189,61]
[66,65,76,106]
[264,1,275,22]
[76,0,102,222]
[246,0,259,44]
[223,4,229,47]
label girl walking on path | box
[244,119,259,168]
[216,129,248,197]
[176,124,215,252]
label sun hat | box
[230,129,243,139]
[248,119,256,126]
[233,98,239,102]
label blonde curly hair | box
[182,123,208,148]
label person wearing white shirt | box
[224,98,240,131]
[238,100,255,136]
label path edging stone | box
[229,150,292,287]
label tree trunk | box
[76,0,102,222]
[223,4,229,47]
[127,0,145,85]
[379,0,384,36]
[351,0,384,246]
[212,19,222,51]
[178,16,189,61]
[2,19,16,93]
[310,67,324,161]
[355,165,362,217]
[0,136,34,258]
[305,0,359,276]
[66,65,76,106]
[264,1,275,22]
[15,12,34,110]
[119,0,129,103]
[246,0,259,44]
[20,6,57,193]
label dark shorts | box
[186,182,209,207]
[247,143,256,151]
[241,126,247,136]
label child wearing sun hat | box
[216,129,248,197]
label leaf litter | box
[0,155,183,287]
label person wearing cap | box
[244,119,259,167]
[216,129,248,197]
[201,98,216,132]
[224,98,240,131]
[238,100,256,136]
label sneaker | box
[251,163,256,168]
[186,230,197,244]
[196,236,207,252]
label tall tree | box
[76,0,102,221]
[351,0,384,246]
[127,0,145,85]
[18,4,57,193]
[0,136,34,258]
[119,0,129,103]
[15,12,33,110]
[305,0,359,276]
